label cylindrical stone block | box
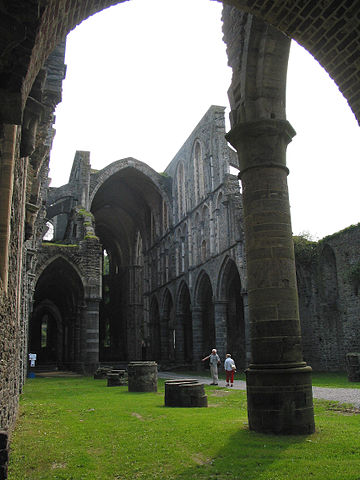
[107,373,122,387]
[127,361,158,392]
[165,380,207,407]
[164,379,199,406]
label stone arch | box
[31,256,85,370]
[193,270,215,360]
[90,160,170,362]
[217,256,246,369]
[29,300,63,365]
[175,281,193,364]
[89,158,171,207]
[2,1,358,128]
[317,244,344,370]
[319,244,338,305]
[35,254,84,289]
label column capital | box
[226,119,296,177]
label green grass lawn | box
[8,376,360,480]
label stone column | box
[214,301,227,362]
[0,125,17,292]
[242,292,251,367]
[175,312,185,364]
[126,265,143,360]
[227,119,314,434]
[160,316,169,363]
[191,306,203,369]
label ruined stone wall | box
[0,129,24,476]
[296,225,360,371]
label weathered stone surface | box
[165,380,208,408]
[346,353,360,382]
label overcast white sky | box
[49,0,360,239]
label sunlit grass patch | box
[8,376,360,480]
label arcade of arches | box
[33,108,248,376]
[1,1,360,469]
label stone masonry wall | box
[0,132,25,480]
[296,225,360,371]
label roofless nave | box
[2,3,360,469]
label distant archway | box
[218,257,245,369]
[195,271,215,358]
[30,257,84,369]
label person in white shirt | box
[224,353,236,387]
[202,348,220,385]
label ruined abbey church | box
[30,105,248,374]
[28,103,360,380]
[2,1,360,471]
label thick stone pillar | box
[214,301,227,362]
[227,119,315,434]
[126,266,143,360]
[160,316,170,363]
[242,292,251,367]
[175,312,185,364]
[0,125,17,292]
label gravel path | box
[158,372,360,408]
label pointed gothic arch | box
[31,256,85,369]
[194,270,215,358]
[217,256,246,369]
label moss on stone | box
[42,242,78,247]
[84,234,99,241]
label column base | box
[246,364,315,435]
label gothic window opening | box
[103,249,109,275]
[43,221,54,241]
[177,163,186,220]
[201,240,207,262]
[193,141,204,204]
[41,316,48,348]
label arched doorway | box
[30,301,62,365]
[91,163,169,362]
[194,272,215,360]
[217,258,246,369]
[30,257,84,370]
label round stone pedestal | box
[128,361,158,392]
[246,364,315,434]
[165,380,207,407]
